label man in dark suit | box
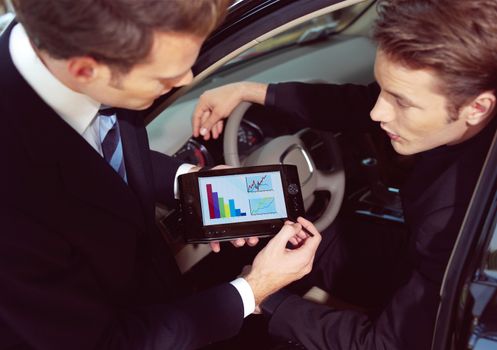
[0,1,322,349]
[192,0,497,348]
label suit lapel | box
[57,124,146,230]
[1,33,146,230]
[118,111,185,288]
[118,111,155,217]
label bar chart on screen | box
[205,183,247,219]
[198,171,287,226]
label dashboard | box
[172,119,265,166]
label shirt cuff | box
[174,163,196,199]
[230,277,255,318]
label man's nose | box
[159,70,194,96]
[174,70,193,88]
[370,95,394,123]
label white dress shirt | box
[9,23,255,317]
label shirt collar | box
[9,23,100,135]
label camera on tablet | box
[178,164,305,243]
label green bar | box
[219,198,225,217]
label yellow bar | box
[224,203,231,217]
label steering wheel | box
[223,102,345,232]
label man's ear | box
[66,57,100,83]
[466,91,496,126]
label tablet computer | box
[178,164,305,243]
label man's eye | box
[395,98,409,108]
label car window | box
[470,218,497,350]
[146,0,377,159]
[146,0,377,158]
[0,0,14,34]
[485,225,497,280]
[224,0,375,69]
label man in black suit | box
[0,1,322,349]
[192,0,497,348]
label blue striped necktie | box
[98,108,127,182]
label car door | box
[432,129,497,349]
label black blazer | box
[0,24,243,350]
[262,82,496,350]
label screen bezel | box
[178,164,304,243]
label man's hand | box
[192,82,268,141]
[209,237,259,253]
[243,217,321,306]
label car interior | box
[144,0,426,347]
[147,0,410,283]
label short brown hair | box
[12,0,230,73]
[373,0,497,116]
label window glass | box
[471,217,497,350]
[485,225,497,280]
[225,0,375,68]
[0,0,15,34]
[146,0,377,158]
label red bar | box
[206,184,215,219]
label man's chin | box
[136,102,154,110]
[124,100,155,111]
[391,142,414,156]
[391,142,426,156]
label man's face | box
[370,50,471,155]
[83,31,204,110]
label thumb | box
[291,227,321,258]
[209,241,221,253]
[192,107,211,137]
[198,110,224,136]
[192,96,211,120]
[270,223,301,247]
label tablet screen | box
[198,171,288,226]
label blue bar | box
[229,199,236,217]
[213,192,220,218]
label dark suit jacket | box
[261,82,496,350]
[0,24,243,350]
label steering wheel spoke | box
[223,101,345,232]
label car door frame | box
[432,129,497,349]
